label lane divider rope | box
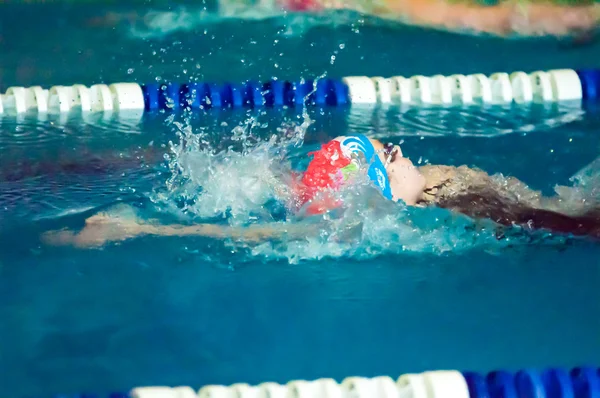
[1,68,598,115]
[113,366,600,398]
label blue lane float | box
[0,68,596,115]
[515,369,550,398]
[571,367,600,398]
[577,70,600,101]
[542,368,575,398]
[39,365,600,398]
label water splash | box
[144,111,563,264]
[151,112,310,224]
[248,190,525,264]
[551,155,600,214]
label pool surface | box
[1,2,600,397]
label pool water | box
[2,3,600,398]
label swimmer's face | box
[370,138,426,206]
[332,136,425,205]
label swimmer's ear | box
[349,151,365,164]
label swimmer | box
[87,0,599,41]
[283,0,600,39]
[42,134,600,248]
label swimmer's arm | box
[142,222,321,243]
[42,214,322,248]
[338,0,599,37]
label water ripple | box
[0,167,156,223]
[347,103,584,138]
[0,113,146,151]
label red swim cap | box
[284,0,321,11]
[294,140,353,215]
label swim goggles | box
[380,142,402,167]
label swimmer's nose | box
[395,145,403,158]
[383,143,403,162]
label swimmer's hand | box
[42,209,323,248]
[41,212,149,248]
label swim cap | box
[284,0,321,11]
[294,139,351,214]
[296,134,392,215]
[337,135,393,200]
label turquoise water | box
[2,3,600,398]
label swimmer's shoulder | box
[419,164,489,182]
[418,164,459,185]
[417,164,492,203]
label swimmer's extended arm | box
[42,212,322,248]
[323,0,599,38]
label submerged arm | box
[346,0,599,38]
[42,211,322,248]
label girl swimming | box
[283,0,600,40]
[42,134,600,248]
[90,0,599,41]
